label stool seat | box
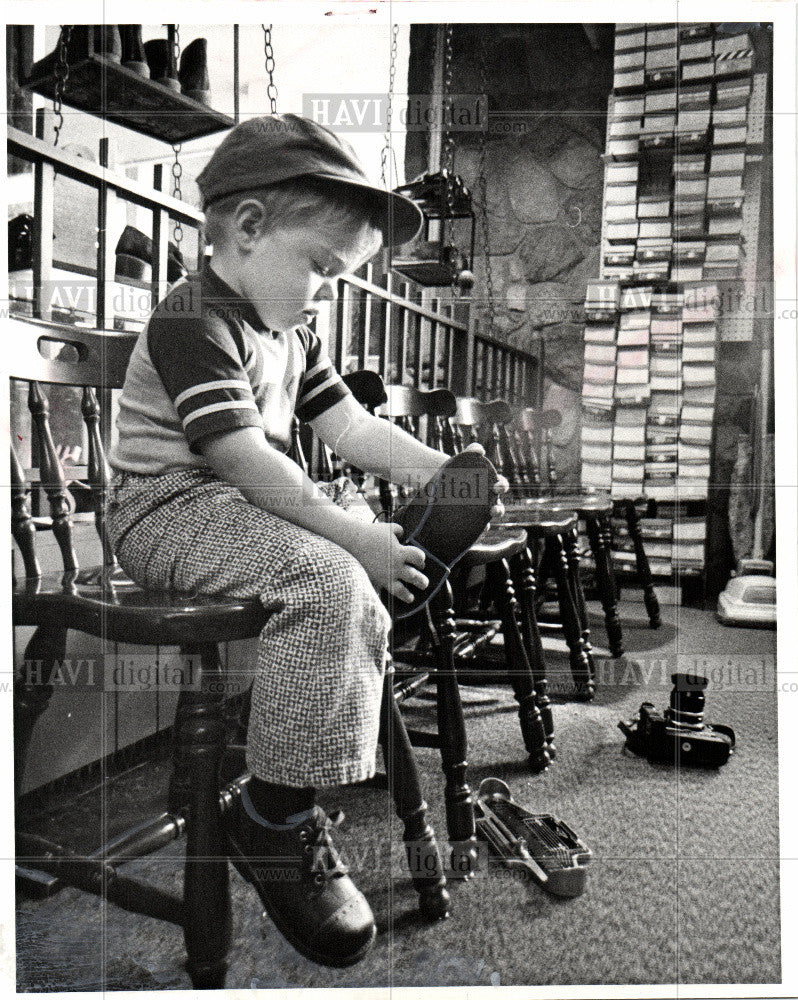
[507,492,613,515]
[460,526,528,567]
[495,506,578,534]
[13,565,277,646]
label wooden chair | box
[480,401,622,659]
[10,316,450,990]
[510,404,661,632]
[340,373,552,877]
[451,398,596,700]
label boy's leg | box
[108,469,392,787]
[107,469,388,965]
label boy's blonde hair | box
[203,176,384,259]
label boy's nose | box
[314,279,338,303]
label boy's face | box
[238,219,378,333]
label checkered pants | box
[106,468,392,788]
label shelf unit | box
[581,22,771,594]
[23,26,237,144]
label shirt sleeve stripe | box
[297,374,342,408]
[303,358,328,382]
[183,399,260,426]
[174,379,252,408]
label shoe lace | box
[298,809,350,891]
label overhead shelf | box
[24,53,234,145]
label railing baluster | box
[152,164,171,308]
[96,137,117,330]
[32,110,55,322]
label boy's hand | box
[460,441,510,518]
[353,521,429,603]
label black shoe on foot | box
[224,793,376,968]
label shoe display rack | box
[24,26,235,144]
[579,22,770,593]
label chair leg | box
[173,643,232,990]
[549,535,595,701]
[585,514,624,657]
[428,582,478,880]
[14,624,66,797]
[511,548,556,758]
[489,559,550,773]
[562,525,595,669]
[623,499,662,629]
[379,667,450,921]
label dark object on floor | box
[224,782,376,968]
[179,37,210,105]
[618,673,736,767]
[474,778,592,897]
[9,213,34,271]
[115,225,187,284]
[387,449,499,620]
[118,25,149,78]
[143,38,180,91]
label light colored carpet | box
[16,602,780,989]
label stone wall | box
[405,23,615,485]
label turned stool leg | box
[563,525,595,672]
[511,547,556,757]
[174,643,232,990]
[379,667,450,920]
[623,499,662,629]
[549,535,595,701]
[585,514,624,657]
[429,582,478,879]
[489,559,549,772]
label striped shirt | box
[109,261,350,475]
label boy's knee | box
[286,538,389,628]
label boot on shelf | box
[115,226,187,284]
[143,38,180,92]
[179,38,211,105]
[119,26,149,78]
[27,26,122,80]
[9,214,34,272]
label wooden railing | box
[8,111,540,412]
[333,263,540,407]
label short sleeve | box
[147,307,263,453]
[294,327,351,422]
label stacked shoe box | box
[581,282,620,490]
[580,22,757,581]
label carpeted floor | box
[15,599,780,991]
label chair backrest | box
[9,316,139,580]
[344,373,457,517]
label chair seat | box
[507,492,613,515]
[13,565,278,646]
[495,506,578,534]
[460,526,528,567]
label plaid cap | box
[196,113,423,246]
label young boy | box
[107,113,502,968]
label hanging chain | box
[477,36,496,336]
[263,25,278,113]
[441,24,456,254]
[170,26,184,246]
[380,24,399,187]
[52,26,73,147]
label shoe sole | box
[388,450,499,619]
[225,832,377,968]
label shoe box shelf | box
[25,53,234,144]
[579,23,771,602]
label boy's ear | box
[233,199,267,247]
